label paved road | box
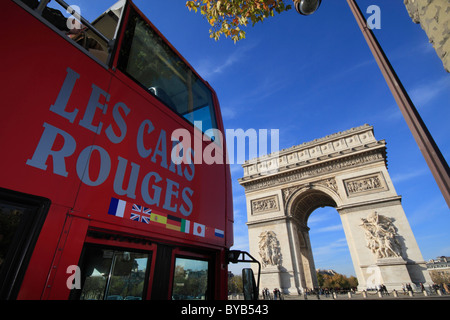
[280,291,450,300]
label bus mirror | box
[227,250,242,264]
[226,250,261,299]
[242,268,258,300]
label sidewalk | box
[281,291,450,300]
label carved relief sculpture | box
[360,212,402,259]
[258,231,282,268]
[344,173,387,196]
[316,178,338,193]
[251,196,279,214]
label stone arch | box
[240,125,432,295]
[286,186,340,221]
[286,188,340,289]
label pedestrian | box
[444,283,449,294]
[406,283,413,294]
[432,283,439,294]
[382,284,389,295]
[439,283,445,294]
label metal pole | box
[346,0,450,208]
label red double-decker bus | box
[0,0,259,301]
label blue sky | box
[72,0,449,277]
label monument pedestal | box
[259,266,280,293]
[259,266,298,295]
[360,257,413,291]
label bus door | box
[169,248,214,300]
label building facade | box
[404,0,450,72]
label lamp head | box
[294,0,322,15]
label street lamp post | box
[296,0,450,208]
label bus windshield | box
[117,7,218,137]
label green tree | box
[429,270,450,285]
[228,274,243,294]
[317,272,324,287]
[348,275,358,288]
[316,271,359,289]
[186,0,294,42]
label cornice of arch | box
[239,146,386,194]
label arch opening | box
[290,189,337,226]
[308,206,356,285]
[289,189,355,290]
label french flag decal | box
[108,197,127,218]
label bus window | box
[21,0,69,31]
[0,189,49,299]
[171,257,209,300]
[117,8,218,137]
[78,246,150,300]
[0,204,27,275]
[19,0,125,64]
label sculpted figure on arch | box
[360,211,403,259]
[258,231,282,267]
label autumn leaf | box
[186,0,293,42]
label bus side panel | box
[224,155,234,249]
[209,91,233,248]
[216,249,228,300]
[43,215,90,300]
[16,204,68,300]
[0,1,112,208]
[72,72,228,247]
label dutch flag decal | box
[214,229,224,238]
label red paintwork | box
[1,0,233,299]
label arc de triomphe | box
[238,125,432,293]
